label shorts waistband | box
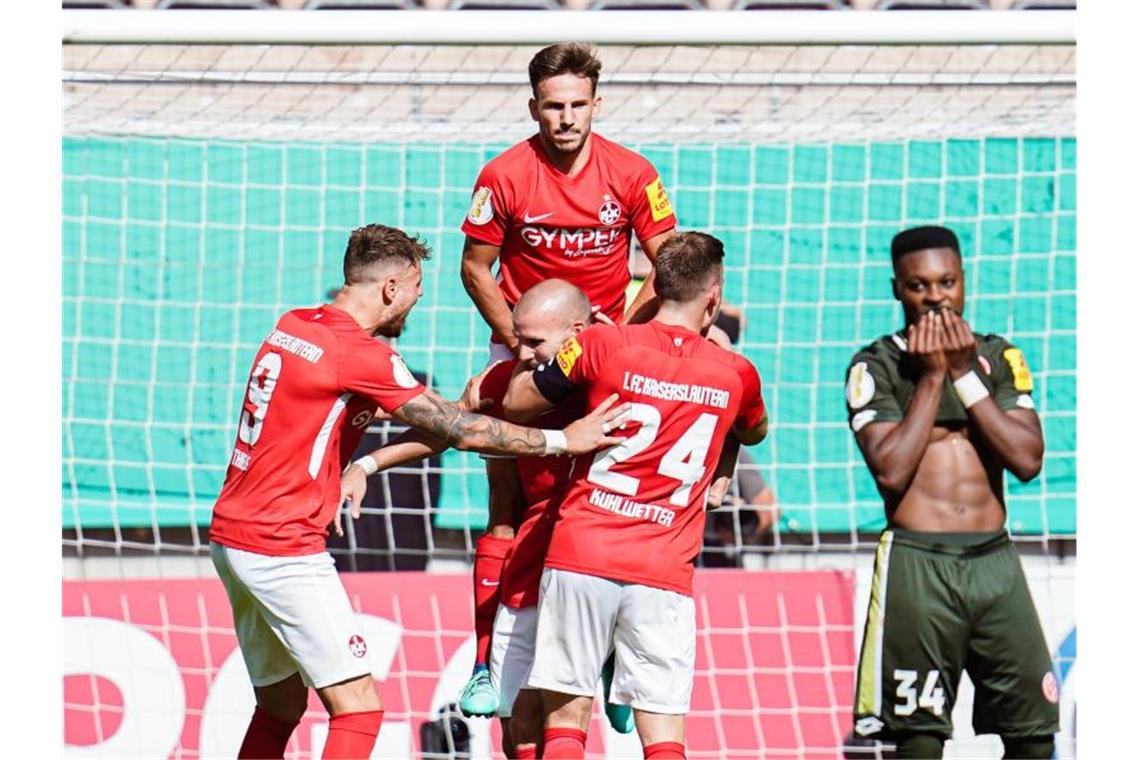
[886,527,1010,556]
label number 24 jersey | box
[538,321,765,596]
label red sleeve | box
[459,160,513,246]
[478,360,517,420]
[555,324,624,386]
[339,340,426,414]
[733,355,766,432]
[625,157,676,246]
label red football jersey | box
[460,133,676,325]
[478,360,582,609]
[539,322,765,596]
[210,305,425,556]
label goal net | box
[62,14,1075,759]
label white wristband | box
[952,370,990,409]
[353,455,379,476]
[542,429,567,456]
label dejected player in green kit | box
[845,226,1059,759]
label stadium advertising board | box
[64,570,855,758]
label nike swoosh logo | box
[480,579,500,587]
[523,212,554,223]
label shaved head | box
[512,279,592,369]
[514,278,592,325]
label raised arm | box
[854,312,946,497]
[623,230,673,324]
[705,434,742,511]
[460,236,517,353]
[940,311,1044,481]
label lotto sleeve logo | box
[644,177,674,223]
[1002,347,1033,392]
[555,336,583,376]
[467,186,494,226]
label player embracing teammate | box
[502,232,768,758]
[456,40,677,719]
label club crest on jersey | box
[846,362,875,409]
[556,337,583,375]
[467,186,494,226]
[348,634,368,658]
[644,177,673,222]
[391,354,419,389]
[598,195,622,225]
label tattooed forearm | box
[394,390,547,456]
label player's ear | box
[592,95,603,117]
[890,277,901,302]
[382,275,399,304]
[528,97,539,122]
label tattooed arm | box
[390,388,629,457]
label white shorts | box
[527,567,696,714]
[211,543,372,689]
[485,340,514,367]
[488,604,539,718]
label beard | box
[376,314,406,338]
[547,125,589,155]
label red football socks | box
[237,706,299,759]
[473,533,512,665]
[542,727,587,758]
[644,741,687,759]
[322,710,383,759]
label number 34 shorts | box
[853,529,1060,740]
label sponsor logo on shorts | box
[1042,671,1059,704]
[351,409,374,429]
[480,579,500,587]
[467,186,494,226]
[598,196,622,225]
[854,715,884,736]
[348,634,368,658]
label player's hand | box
[590,306,615,326]
[706,324,733,350]
[458,364,496,413]
[561,393,632,456]
[907,309,948,378]
[706,474,733,511]
[938,309,978,379]
[334,463,368,537]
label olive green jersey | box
[844,330,1036,434]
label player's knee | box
[255,673,308,723]
[893,732,945,759]
[320,674,382,715]
[1001,735,1054,759]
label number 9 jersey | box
[210,305,426,556]
[534,321,765,596]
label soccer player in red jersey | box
[457,41,678,715]
[341,279,594,759]
[209,224,628,760]
[502,232,769,759]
